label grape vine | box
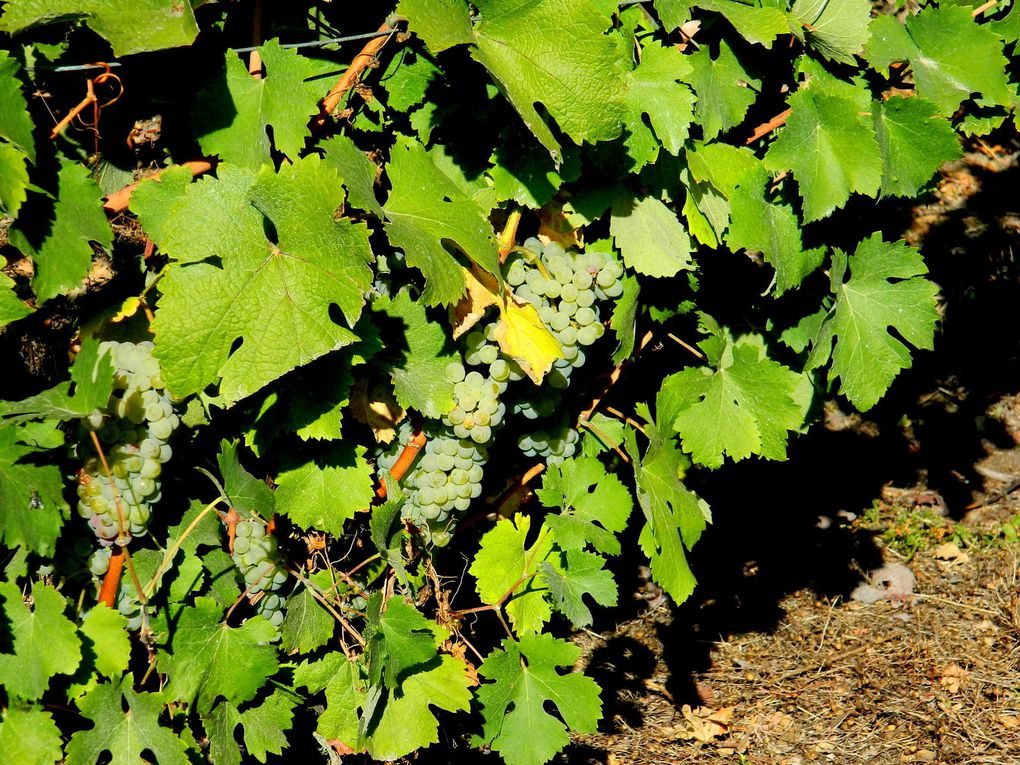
[0,0,1011,763]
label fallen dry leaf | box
[939,663,969,693]
[933,541,970,564]
[998,713,1020,729]
[678,705,735,744]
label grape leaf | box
[866,7,1011,115]
[0,705,62,765]
[194,42,335,166]
[540,550,617,627]
[472,515,554,635]
[0,142,29,217]
[160,597,279,713]
[217,440,275,520]
[491,295,565,385]
[0,428,65,555]
[8,160,112,303]
[807,234,938,411]
[624,385,710,603]
[362,655,474,760]
[537,455,633,555]
[488,142,579,209]
[0,582,81,700]
[610,272,640,364]
[381,46,441,113]
[0,51,34,160]
[320,136,383,216]
[790,0,872,65]
[365,596,443,688]
[383,138,501,306]
[687,38,759,141]
[0,0,199,56]
[275,449,373,536]
[395,0,473,52]
[294,653,365,748]
[610,194,694,277]
[696,0,791,47]
[622,41,695,166]
[280,587,334,654]
[65,678,191,765]
[764,84,881,222]
[372,290,457,418]
[204,690,297,765]
[475,634,601,765]
[665,325,805,468]
[873,95,962,197]
[79,606,131,680]
[135,158,372,402]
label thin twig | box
[144,498,225,598]
[316,20,401,125]
[103,160,215,213]
[745,108,792,145]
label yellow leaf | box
[111,296,141,322]
[492,298,563,384]
[450,265,500,340]
[537,201,581,249]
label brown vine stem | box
[375,428,426,500]
[745,107,792,145]
[972,0,997,16]
[314,19,402,127]
[103,159,215,213]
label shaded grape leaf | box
[383,138,501,306]
[65,678,191,765]
[696,0,790,47]
[0,51,34,159]
[764,84,881,221]
[372,290,457,418]
[135,159,372,402]
[807,234,938,411]
[0,583,80,700]
[320,136,383,216]
[280,587,333,655]
[160,597,279,713]
[665,323,805,468]
[217,440,275,519]
[472,515,554,635]
[866,7,1011,115]
[790,0,872,65]
[366,595,443,688]
[610,272,640,364]
[275,452,373,537]
[873,95,962,197]
[537,455,633,555]
[474,634,601,765]
[488,142,577,209]
[610,194,693,277]
[622,41,695,166]
[624,384,710,603]
[0,705,62,765]
[540,550,617,627]
[7,160,112,303]
[193,42,335,166]
[0,0,199,56]
[362,655,473,760]
[0,428,65,555]
[0,142,29,217]
[687,38,759,141]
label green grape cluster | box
[76,341,179,546]
[232,519,290,627]
[442,359,507,444]
[518,418,580,465]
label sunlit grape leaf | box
[790,0,872,65]
[383,138,501,306]
[807,234,938,411]
[474,634,601,765]
[0,142,29,217]
[540,550,617,627]
[372,290,457,418]
[687,38,759,141]
[366,595,443,688]
[279,587,334,655]
[873,95,961,197]
[79,606,131,680]
[696,0,790,47]
[7,160,112,303]
[217,440,275,519]
[160,597,279,713]
[396,0,473,52]
[611,194,693,277]
[622,41,695,166]
[0,51,34,160]
[294,653,365,748]
[664,326,804,468]
[321,136,383,216]
[0,0,199,56]
[65,678,191,765]
[0,705,62,765]
[764,85,881,221]
[537,456,633,555]
[0,583,80,700]
[204,690,297,765]
[362,655,473,760]
[472,515,554,635]
[193,42,335,166]
[492,296,565,385]
[135,158,372,402]
[866,7,1010,115]
[275,452,374,536]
